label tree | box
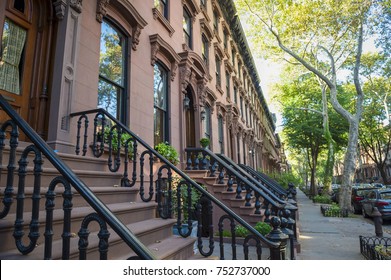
[235,0,389,212]
[277,70,348,196]
[356,53,391,183]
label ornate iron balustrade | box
[70,109,288,259]
[237,163,288,198]
[0,95,155,260]
[185,148,297,221]
[219,154,290,201]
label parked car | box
[361,189,391,221]
[351,186,380,214]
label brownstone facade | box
[0,0,285,173]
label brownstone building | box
[0,0,285,172]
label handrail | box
[70,108,281,249]
[238,163,288,196]
[0,95,156,259]
[186,147,292,210]
[216,154,288,200]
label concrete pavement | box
[295,188,391,260]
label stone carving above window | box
[150,34,181,81]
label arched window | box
[153,62,169,146]
[98,19,127,122]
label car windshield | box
[380,192,391,200]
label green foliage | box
[313,195,332,204]
[155,142,179,165]
[374,245,391,259]
[267,171,301,190]
[218,222,272,238]
[254,222,272,236]
[235,225,250,237]
[199,137,210,148]
[103,127,133,157]
[171,175,205,221]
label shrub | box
[313,195,332,204]
[254,221,272,235]
[235,225,249,237]
[155,142,179,165]
[103,127,133,157]
[266,171,302,190]
[199,137,210,148]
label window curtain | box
[0,19,27,95]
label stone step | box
[0,201,157,252]
[0,186,140,214]
[0,165,123,188]
[0,218,190,260]
[0,144,109,172]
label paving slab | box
[295,188,391,260]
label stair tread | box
[0,201,157,229]
[124,235,197,260]
[0,218,179,260]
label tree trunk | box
[339,120,359,211]
[321,85,335,194]
[378,165,390,185]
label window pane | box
[99,21,124,86]
[205,106,211,138]
[154,64,167,110]
[0,19,27,95]
[183,8,191,47]
[97,78,120,118]
[154,107,165,146]
[98,20,126,121]
[154,63,168,146]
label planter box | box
[359,235,391,260]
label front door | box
[0,0,51,138]
[185,89,196,148]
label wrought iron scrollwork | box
[14,145,43,255]
[78,212,110,260]
[0,120,19,219]
[44,176,73,260]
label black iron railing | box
[185,148,297,220]
[359,235,391,260]
[237,164,288,197]
[70,109,287,259]
[0,95,155,260]
[218,154,290,201]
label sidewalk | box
[295,188,391,260]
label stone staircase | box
[0,148,196,260]
[185,170,264,227]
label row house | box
[0,0,284,173]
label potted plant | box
[199,137,210,148]
[101,127,134,157]
[154,142,179,165]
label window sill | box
[152,8,175,37]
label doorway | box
[0,0,52,138]
[185,87,195,148]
